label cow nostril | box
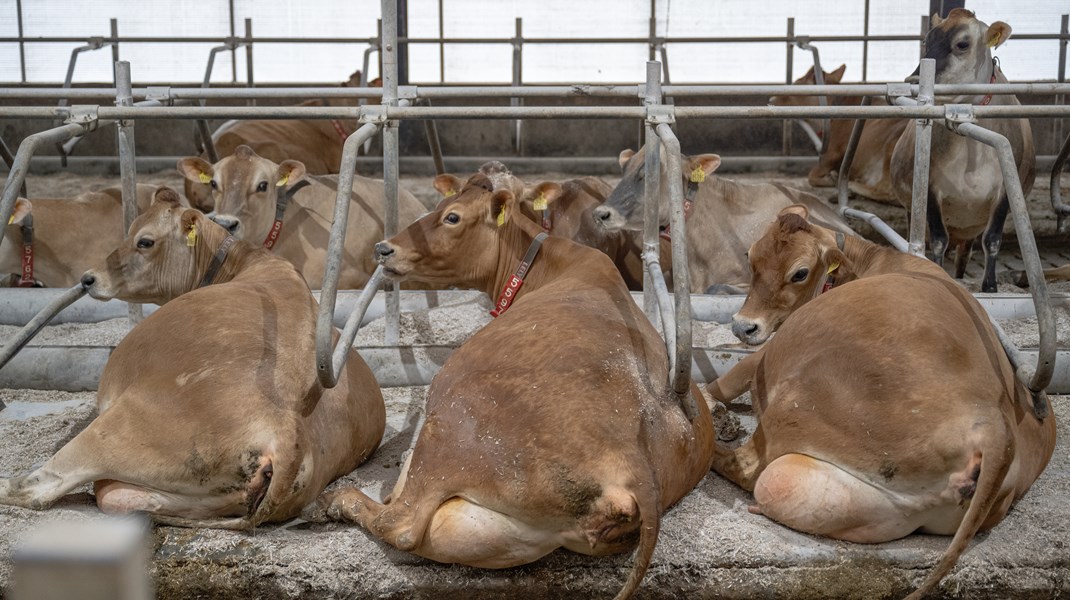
[745,323,759,335]
[593,207,611,222]
[226,221,239,234]
[80,273,96,288]
[374,242,395,258]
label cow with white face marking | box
[890,9,1035,292]
[178,145,426,289]
[592,144,856,293]
[0,188,385,528]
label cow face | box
[178,145,305,243]
[912,9,1010,102]
[768,64,846,131]
[374,174,512,287]
[82,188,211,303]
[732,205,850,345]
[594,145,720,235]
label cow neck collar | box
[198,235,239,288]
[320,97,355,143]
[659,177,703,242]
[813,231,847,298]
[263,179,311,250]
[11,214,40,287]
[489,229,551,318]
[978,58,999,107]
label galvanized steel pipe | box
[836,95,870,211]
[654,123,696,419]
[325,267,387,383]
[0,283,87,372]
[114,61,143,324]
[907,59,935,258]
[642,60,662,323]
[1051,131,1070,232]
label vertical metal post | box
[909,58,935,258]
[228,0,237,83]
[648,0,657,62]
[16,0,26,83]
[437,0,445,82]
[919,15,930,59]
[1055,15,1067,157]
[114,61,142,324]
[783,18,795,157]
[245,19,254,107]
[837,95,870,211]
[109,19,119,64]
[642,61,662,323]
[381,0,401,346]
[421,100,446,175]
[397,0,409,85]
[512,18,523,156]
[862,0,870,82]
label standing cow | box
[713,205,1056,599]
[178,145,425,289]
[0,188,385,527]
[592,144,856,293]
[308,173,716,600]
[890,10,1035,292]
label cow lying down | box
[432,161,671,291]
[710,205,1057,598]
[0,188,385,528]
[306,173,716,600]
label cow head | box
[374,173,516,289]
[81,188,228,304]
[178,145,306,243]
[732,205,853,345]
[594,144,720,235]
[911,9,1010,103]
[768,64,846,131]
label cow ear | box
[179,208,204,247]
[152,186,186,208]
[986,22,1011,48]
[276,160,306,188]
[802,65,816,82]
[489,190,515,228]
[177,157,214,184]
[687,154,721,183]
[778,204,810,221]
[433,174,464,198]
[8,198,32,225]
[827,64,846,84]
[930,12,944,28]
[618,149,636,170]
[821,246,857,285]
[526,182,563,212]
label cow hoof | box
[1009,270,1029,288]
[298,497,331,524]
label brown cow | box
[432,162,671,291]
[0,188,385,528]
[307,174,716,600]
[712,205,1056,599]
[890,10,1036,292]
[178,145,425,289]
[1,184,158,287]
[769,64,907,202]
[593,144,857,293]
[183,70,376,210]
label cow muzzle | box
[81,270,114,300]
[592,205,625,231]
[731,315,769,346]
[209,214,241,236]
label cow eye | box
[257,181,269,192]
[956,40,970,50]
[444,212,461,225]
[791,267,809,283]
[136,238,155,249]
[209,180,218,189]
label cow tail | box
[613,483,661,600]
[906,421,1013,600]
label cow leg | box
[0,426,111,509]
[926,194,949,267]
[711,424,767,491]
[953,238,974,280]
[317,487,561,568]
[707,348,764,405]
[752,453,916,543]
[980,197,1010,294]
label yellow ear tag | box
[445,188,456,198]
[198,172,211,184]
[276,175,289,187]
[689,166,706,183]
[186,226,197,247]
[827,261,840,275]
[6,215,13,225]
[988,32,1001,47]
[496,207,506,227]
[532,193,548,211]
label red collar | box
[263,180,310,250]
[979,63,998,106]
[329,119,351,143]
[490,232,549,318]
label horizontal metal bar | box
[4,103,1069,121]
[3,82,1069,101]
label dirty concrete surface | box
[0,169,1069,598]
